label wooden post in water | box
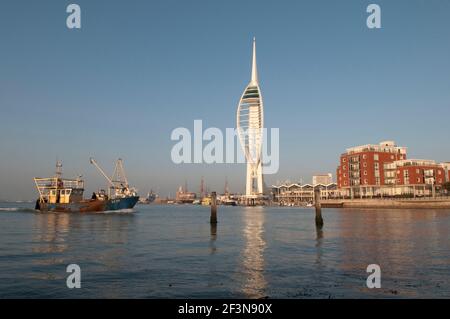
[314,188,323,228]
[210,191,217,224]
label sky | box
[1,0,450,200]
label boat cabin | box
[34,177,84,204]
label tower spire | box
[237,38,264,198]
[251,37,258,84]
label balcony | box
[350,172,360,179]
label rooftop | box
[345,141,407,155]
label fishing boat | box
[89,158,139,210]
[34,161,106,212]
[175,185,196,204]
[221,197,238,206]
[146,190,157,203]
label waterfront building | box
[312,173,333,186]
[237,38,264,199]
[337,140,448,198]
[385,159,446,196]
[271,183,338,205]
[443,162,450,182]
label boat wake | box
[0,207,136,214]
[0,207,37,213]
[0,207,20,211]
[101,208,136,214]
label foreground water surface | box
[0,203,449,298]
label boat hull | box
[222,201,237,206]
[105,196,139,211]
[36,199,106,213]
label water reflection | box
[240,207,267,298]
[338,209,450,298]
[315,226,323,266]
[30,212,134,284]
[1,205,449,298]
[33,213,71,254]
[210,223,217,255]
[338,210,446,270]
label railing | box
[34,177,84,200]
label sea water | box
[0,202,449,298]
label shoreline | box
[320,198,450,209]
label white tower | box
[237,38,264,197]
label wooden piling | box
[314,188,324,228]
[210,191,217,224]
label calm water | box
[0,202,449,298]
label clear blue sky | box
[1,0,450,200]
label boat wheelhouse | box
[34,161,105,212]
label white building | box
[312,173,333,186]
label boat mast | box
[90,157,135,198]
[112,158,129,188]
[55,159,62,179]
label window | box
[374,154,379,161]
[391,155,394,160]
[363,154,367,159]
[416,169,420,174]
[364,171,367,175]
[385,171,395,178]
[343,165,347,170]
[375,177,380,185]
[343,158,347,163]
[364,179,368,184]
[438,170,442,175]
[343,173,347,177]
[417,178,421,183]
[363,162,367,167]
[374,162,379,170]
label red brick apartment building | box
[337,141,449,198]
